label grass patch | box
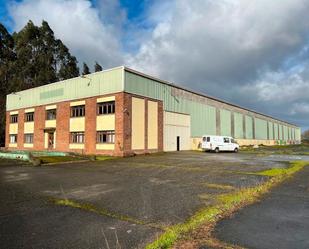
[37,156,84,164]
[95,155,114,161]
[203,183,236,191]
[50,198,163,230]
[146,161,309,249]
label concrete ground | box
[0,151,305,248]
[214,164,309,249]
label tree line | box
[0,20,103,146]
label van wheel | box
[215,147,219,153]
[234,148,239,153]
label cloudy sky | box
[1,0,309,130]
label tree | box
[56,40,79,80]
[0,20,80,146]
[94,61,103,72]
[82,62,90,75]
[13,20,79,88]
[0,23,16,146]
[302,129,309,141]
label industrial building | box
[6,66,301,156]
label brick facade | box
[5,91,164,157]
[34,106,45,150]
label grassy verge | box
[145,161,309,249]
[49,198,164,230]
[36,156,85,164]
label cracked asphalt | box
[0,152,305,248]
[214,163,309,249]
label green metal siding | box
[283,126,288,140]
[273,123,278,140]
[125,71,217,136]
[7,67,124,111]
[234,112,243,139]
[279,125,283,140]
[220,109,231,136]
[295,128,301,141]
[255,118,268,140]
[245,116,253,139]
[268,122,274,140]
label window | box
[9,134,17,144]
[24,134,34,144]
[10,115,18,123]
[97,130,115,144]
[25,112,34,122]
[70,132,85,143]
[207,137,210,142]
[97,101,115,115]
[46,109,56,120]
[223,137,230,143]
[71,105,85,117]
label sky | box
[1,0,309,131]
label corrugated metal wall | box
[255,118,268,140]
[125,71,300,141]
[234,112,243,139]
[245,116,253,139]
[220,109,231,136]
[125,71,217,136]
[268,122,273,140]
[7,67,124,111]
[273,123,278,139]
[279,125,283,140]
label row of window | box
[71,101,115,117]
[10,101,116,123]
[9,134,33,144]
[70,131,115,144]
[9,131,115,144]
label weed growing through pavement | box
[145,161,309,249]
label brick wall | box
[34,106,45,150]
[85,97,97,154]
[17,110,24,149]
[5,91,164,156]
[56,102,70,151]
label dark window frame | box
[71,105,85,118]
[9,134,17,144]
[46,109,57,120]
[96,130,115,144]
[70,132,85,144]
[97,101,115,115]
[10,114,18,123]
[25,112,34,122]
[24,133,34,144]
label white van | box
[201,135,239,153]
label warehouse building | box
[6,66,301,156]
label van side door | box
[223,137,230,151]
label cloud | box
[6,0,309,130]
[8,0,125,69]
[129,0,309,85]
[126,0,309,130]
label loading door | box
[164,111,191,151]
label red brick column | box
[56,102,70,151]
[5,112,10,148]
[158,101,164,151]
[17,110,25,149]
[34,106,45,150]
[85,97,96,154]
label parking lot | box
[0,151,307,248]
